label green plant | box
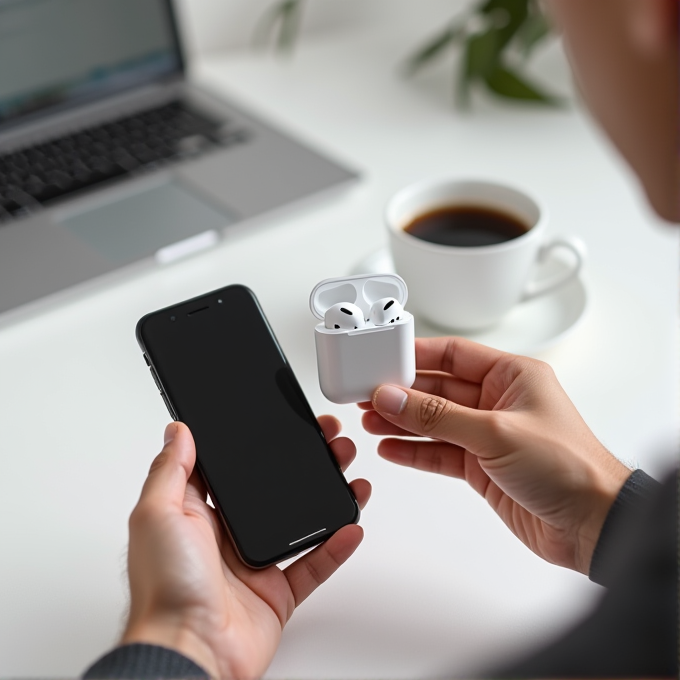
[253,0,307,54]
[406,0,557,106]
[254,0,559,108]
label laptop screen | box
[0,0,182,127]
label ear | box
[626,0,678,58]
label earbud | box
[325,302,366,330]
[369,297,404,325]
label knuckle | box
[148,450,169,476]
[303,557,324,589]
[443,338,458,375]
[524,355,552,374]
[427,446,444,475]
[418,395,455,434]
[535,359,556,379]
[523,358,556,392]
[503,354,556,391]
[517,354,553,378]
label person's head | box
[546,0,678,222]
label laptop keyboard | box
[0,100,249,222]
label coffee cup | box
[386,178,585,331]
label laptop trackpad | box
[57,181,237,265]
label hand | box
[121,419,370,679]
[361,336,630,575]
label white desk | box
[0,24,677,679]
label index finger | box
[415,337,507,383]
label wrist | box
[575,454,632,574]
[121,614,220,679]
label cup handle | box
[521,235,587,302]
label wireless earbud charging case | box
[310,273,416,403]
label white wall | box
[174,0,470,58]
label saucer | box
[350,247,588,355]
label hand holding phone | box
[136,284,362,567]
[120,418,370,679]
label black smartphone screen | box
[136,285,359,568]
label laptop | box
[0,0,357,319]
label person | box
[83,0,678,677]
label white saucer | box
[351,248,588,356]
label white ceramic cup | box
[386,178,585,331]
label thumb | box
[138,421,197,510]
[372,384,490,451]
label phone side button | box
[150,367,163,391]
[160,391,178,420]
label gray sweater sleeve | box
[486,467,678,678]
[588,468,661,587]
[82,643,209,679]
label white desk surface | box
[1,25,677,679]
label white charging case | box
[310,273,416,404]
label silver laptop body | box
[0,0,357,320]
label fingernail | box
[374,385,408,415]
[164,422,177,445]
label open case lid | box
[309,273,409,320]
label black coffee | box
[404,205,529,247]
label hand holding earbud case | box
[310,273,416,403]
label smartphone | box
[136,284,360,568]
